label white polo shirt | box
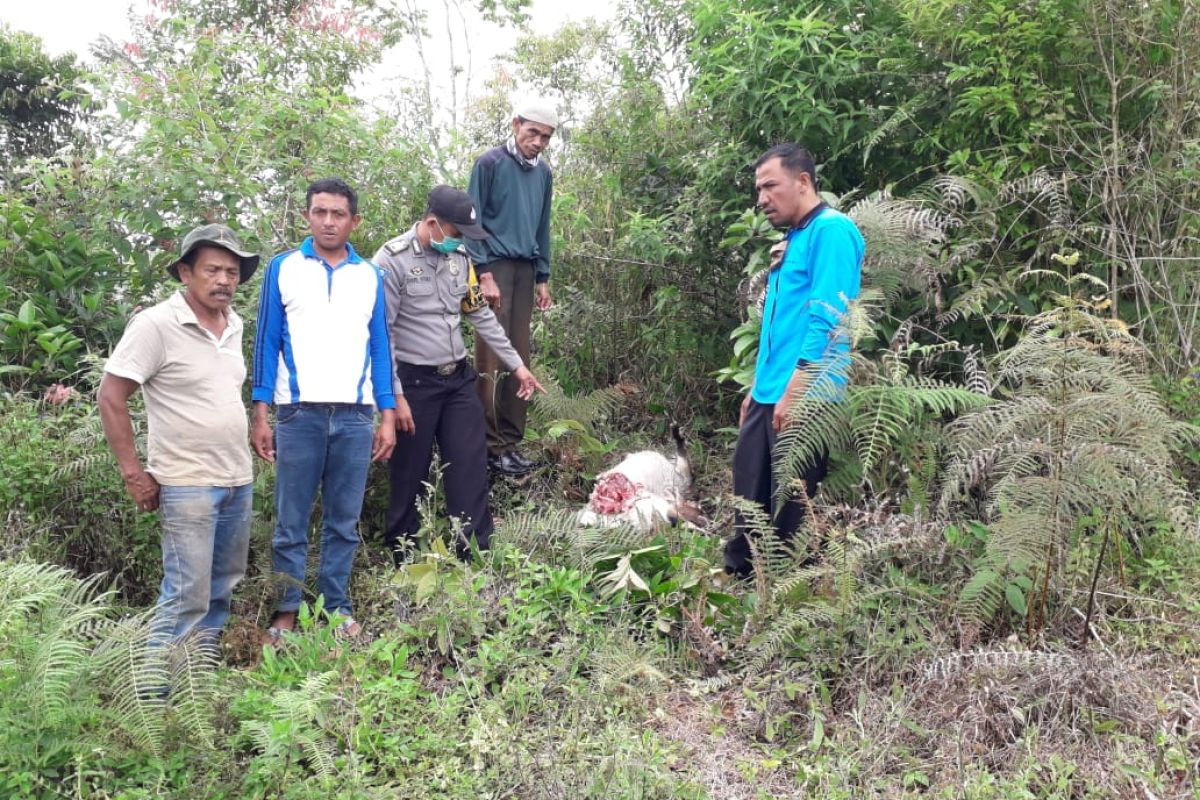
[104,290,253,487]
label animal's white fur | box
[576,450,693,531]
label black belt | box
[397,358,467,377]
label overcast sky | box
[3,0,614,125]
[2,0,610,62]
[3,0,137,58]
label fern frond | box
[737,605,835,680]
[851,381,988,474]
[688,670,737,696]
[239,670,340,778]
[0,561,82,635]
[168,632,220,749]
[773,399,850,501]
[859,92,933,165]
[300,731,337,779]
[921,175,988,215]
[998,167,1071,229]
[495,509,658,571]
[962,347,994,395]
[958,565,1006,635]
[939,278,1009,328]
[94,613,169,756]
[0,563,114,732]
[30,593,108,724]
[922,648,1077,681]
[589,633,669,692]
[53,452,113,489]
[529,374,623,430]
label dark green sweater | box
[466,146,553,283]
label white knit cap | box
[513,99,559,129]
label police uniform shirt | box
[375,226,523,392]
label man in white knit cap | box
[466,98,559,476]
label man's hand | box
[372,409,397,462]
[739,393,753,428]
[772,369,811,433]
[478,272,501,311]
[98,373,160,510]
[513,366,546,401]
[535,283,553,311]
[394,396,416,435]
[123,469,161,513]
[251,403,275,462]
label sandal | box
[261,610,297,647]
[333,616,364,641]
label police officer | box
[376,185,545,563]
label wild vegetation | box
[1,0,1198,797]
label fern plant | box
[691,501,937,694]
[239,670,340,784]
[773,342,992,506]
[0,559,224,795]
[938,273,1200,640]
[527,372,625,468]
[0,559,222,789]
[529,371,624,431]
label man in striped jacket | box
[251,177,396,642]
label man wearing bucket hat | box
[374,186,545,564]
[99,223,260,652]
[466,98,559,477]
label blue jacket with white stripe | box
[252,237,396,410]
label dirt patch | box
[650,689,799,799]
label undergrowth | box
[1,325,1197,797]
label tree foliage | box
[0,26,88,164]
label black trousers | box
[724,398,829,574]
[386,361,493,563]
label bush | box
[0,392,162,601]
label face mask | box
[430,220,462,254]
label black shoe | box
[723,560,753,578]
[505,450,539,471]
[489,451,533,477]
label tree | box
[0,25,89,163]
[88,0,432,287]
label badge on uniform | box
[449,264,460,277]
[461,263,486,314]
[410,266,424,276]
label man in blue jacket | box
[725,144,865,575]
[467,100,558,476]
[251,177,397,640]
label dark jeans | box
[387,361,493,563]
[474,258,534,455]
[724,398,829,574]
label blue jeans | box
[153,484,253,647]
[271,403,374,616]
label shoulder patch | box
[383,236,411,256]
